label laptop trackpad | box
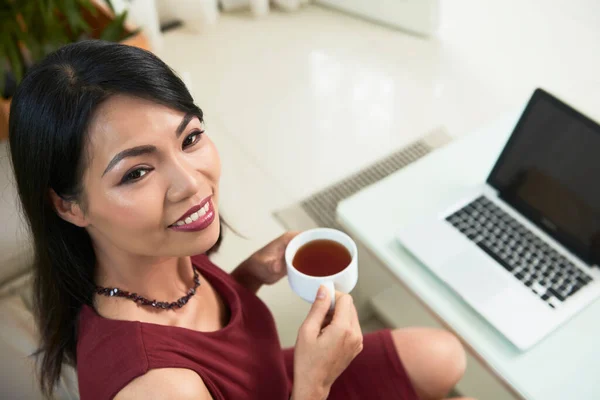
[437,247,512,304]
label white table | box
[337,108,600,400]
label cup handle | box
[323,280,336,311]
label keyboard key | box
[532,282,547,295]
[548,297,562,309]
[547,288,566,302]
[577,275,592,285]
[568,285,583,298]
[541,293,550,301]
[541,259,553,268]
[530,273,541,282]
[553,280,566,291]
[539,271,550,279]
[558,284,568,293]
[515,272,524,280]
[513,267,524,275]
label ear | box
[49,189,89,228]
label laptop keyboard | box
[446,196,594,309]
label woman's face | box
[80,95,221,257]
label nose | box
[166,158,201,203]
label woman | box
[9,40,470,400]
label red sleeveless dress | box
[77,254,418,399]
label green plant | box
[0,0,138,98]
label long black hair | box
[8,40,222,396]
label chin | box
[192,216,221,255]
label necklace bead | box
[96,265,200,310]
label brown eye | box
[121,168,152,184]
[183,130,204,149]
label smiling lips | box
[169,197,216,232]
[174,202,209,226]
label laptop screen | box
[488,89,600,266]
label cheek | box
[93,188,164,230]
[207,144,221,204]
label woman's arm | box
[230,258,263,294]
[290,386,330,400]
[114,368,213,400]
[229,232,299,294]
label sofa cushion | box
[0,295,79,399]
[0,271,33,310]
[0,141,33,286]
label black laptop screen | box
[488,89,600,266]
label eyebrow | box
[176,112,196,137]
[102,145,156,176]
[102,112,198,176]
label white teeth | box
[173,203,212,227]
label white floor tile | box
[161,2,600,202]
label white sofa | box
[0,140,79,399]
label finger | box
[281,231,301,246]
[350,301,363,337]
[320,312,334,330]
[270,259,287,276]
[301,285,332,337]
[274,252,289,275]
[346,296,359,327]
[274,232,300,273]
[331,292,354,327]
[344,299,363,352]
[341,294,361,336]
[280,231,300,248]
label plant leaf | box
[120,27,141,43]
[79,0,98,15]
[0,58,6,98]
[3,35,24,84]
[104,0,116,14]
[62,0,91,35]
[99,10,128,42]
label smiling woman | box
[8,40,227,397]
[8,40,470,400]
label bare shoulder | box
[115,368,213,400]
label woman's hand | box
[231,231,299,293]
[291,287,364,400]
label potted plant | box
[0,0,149,141]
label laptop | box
[396,88,600,351]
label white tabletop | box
[337,107,600,400]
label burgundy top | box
[77,254,290,400]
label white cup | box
[285,228,358,309]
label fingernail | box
[316,286,326,299]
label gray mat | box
[274,127,452,231]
